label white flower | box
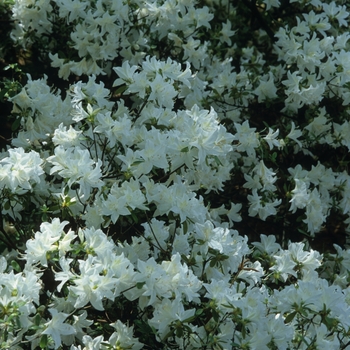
[80,227,115,258]
[49,53,75,80]
[80,335,104,349]
[263,128,281,150]
[113,61,138,87]
[248,189,281,221]
[226,202,242,225]
[72,311,93,341]
[286,121,303,147]
[108,320,143,350]
[25,219,69,266]
[238,260,264,285]
[52,123,82,148]
[148,73,177,108]
[139,139,169,172]
[127,70,149,98]
[70,57,105,76]
[69,256,117,310]
[333,120,350,150]
[161,253,202,302]
[254,72,278,103]
[244,173,263,190]
[0,148,44,192]
[288,242,322,275]
[289,179,309,213]
[47,146,103,198]
[204,277,241,308]
[55,0,88,23]
[262,0,280,11]
[303,188,327,234]
[135,257,169,306]
[182,37,208,70]
[266,313,294,349]
[55,257,74,292]
[233,121,260,158]
[270,250,297,282]
[252,234,281,255]
[220,20,236,45]
[42,308,76,349]
[149,298,196,339]
[254,160,278,191]
[142,218,169,255]
[302,10,331,37]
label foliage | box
[1,0,350,349]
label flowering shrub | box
[1,0,350,349]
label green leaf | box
[213,155,223,166]
[11,116,22,131]
[114,85,128,95]
[131,211,139,223]
[195,308,204,316]
[34,312,43,326]
[136,282,146,289]
[131,160,145,166]
[175,326,183,338]
[323,316,337,330]
[10,260,21,272]
[182,220,188,235]
[284,311,297,323]
[209,258,217,268]
[212,308,220,322]
[50,205,60,212]
[300,307,308,317]
[40,334,48,349]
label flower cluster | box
[1,0,350,349]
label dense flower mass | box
[1,0,350,349]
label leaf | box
[182,220,188,234]
[211,308,220,322]
[323,316,337,330]
[210,258,217,267]
[10,260,21,272]
[39,334,48,349]
[300,307,308,317]
[114,85,128,95]
[50,205,60,212]
[195,308,204,316]
[131,211,139,223]
[136,282,146,289]
[131,159,145,166]
[214,155,223,166]
[284,311,297,323]
[11,116,22,131]
[34,312,43,326]
[271,152,277,162]
[175,326,183,338]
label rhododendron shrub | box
[1,0,350,349]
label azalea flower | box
[42,308,76,349]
